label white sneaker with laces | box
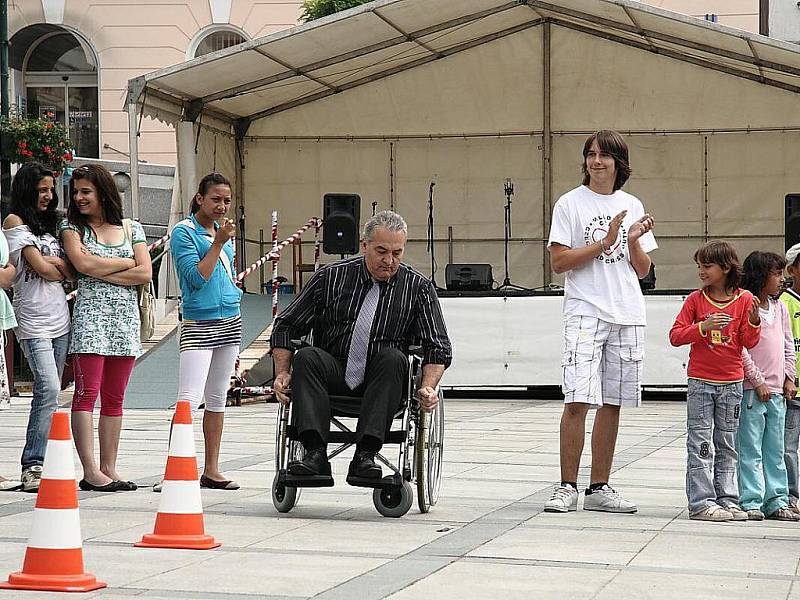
[690,505,733,522]
[583,484,637,513]
[544,484,578,513]
[21,465,42,493]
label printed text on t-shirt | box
[584,214,628,264]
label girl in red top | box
[669,240,761,521]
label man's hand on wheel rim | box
[417,386,439,412]
[274,372,292,405]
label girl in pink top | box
[739,251,798,521]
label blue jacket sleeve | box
[170,224,208,291]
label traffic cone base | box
[135,532,220,550]
[0,570,106,593]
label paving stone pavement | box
[0,397,799,599]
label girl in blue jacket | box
[169,172,242,490]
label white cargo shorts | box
[561,315,644,407]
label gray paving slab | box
[0,398,799,599]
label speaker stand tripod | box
[497,179,527,292]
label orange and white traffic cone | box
[0,411,106,592]
[135,400,220,550]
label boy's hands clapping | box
[628,214,655,245]
[603,211,626,249]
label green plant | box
[0,114,74,176]
[300,0,371,21]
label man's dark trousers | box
[291,346,407,444]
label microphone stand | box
[427,181,438,288]
[498,179,526,292]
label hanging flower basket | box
[0,115,74,176]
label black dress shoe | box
[78,479,127,492]
[348,450,381,480]
[288,448,331,476]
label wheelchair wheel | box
[271,473,299,513]
[373,482,413,518]
[415,397,444,513]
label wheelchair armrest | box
[289,338,312,351]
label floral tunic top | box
[58,219,145,357]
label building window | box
[11,25,100,159]
[191,28,248,59]
[26,31,97,72]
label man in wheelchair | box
[270,210,451,486]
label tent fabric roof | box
[131,0,800,128]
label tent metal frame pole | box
[244,126,800,142]
[127,93,140,221]
[542,20,552,286]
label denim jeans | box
[20,333,69,469]
[786,402,800,503]
[738,390,789,515]
[685,378,742,514]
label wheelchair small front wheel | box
[373,482,413,518]
[272,473,299,513]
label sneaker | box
[746,509,765,521]
[583,484,638,513]
[721,504,748,521]
[766,506,800,521]
[152,481,162,493]
[21,466,42,493]
[689,505,733,522]
[544,484,578,513]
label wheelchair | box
[271,349,444,518]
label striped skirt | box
[179,315,242,352]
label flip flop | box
[199,475,240,490]
[0,479,22,491]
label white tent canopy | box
[130,0,800,290]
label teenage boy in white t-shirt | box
[544,130,657,514]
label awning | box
[129,0,800,131]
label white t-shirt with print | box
[547,185,658,326]
[5,225,70,340]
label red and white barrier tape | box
[235,217,319,282]
[270,211,279,319]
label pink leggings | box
[71,354,136,417]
